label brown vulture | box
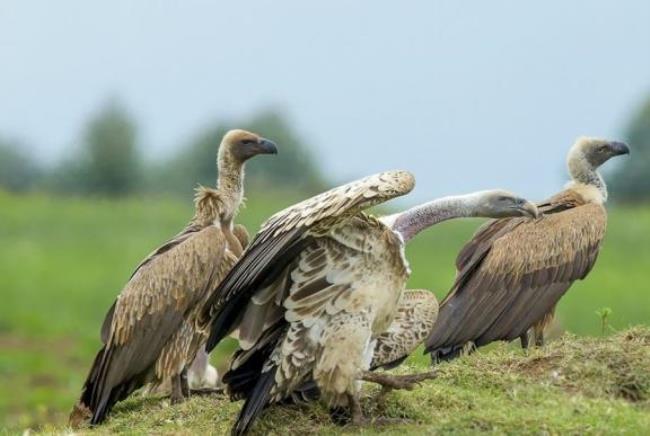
[201,169,538,435]
[68,129,277,427]
[425,137,630,361]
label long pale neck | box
[385,194,482,242]
[567,154,607,201]
[216,153,245,222]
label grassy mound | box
[40,327,650,435]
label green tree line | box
[0,99,325,197]
[1,95,649,201]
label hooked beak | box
[609,141,630,156]
[256,138,278,155]
[519,201,539,219]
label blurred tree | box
[0,139,41,192]
[242,110,325,192]
[81,100,141,196]
[608,96,650,202]
[156,109,325,195]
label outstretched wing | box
[203,169,415,351]
[425,190,607,356]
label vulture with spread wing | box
[202,170,538,435]
[69,130,277,427]
[425,137,630,361]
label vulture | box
[69,129,277,427]
[370,289,439,371]
[189,222,252,391]
[425,137,630,361]
[201,169,538,435]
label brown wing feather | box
[426,190,606,356]
[99,223,203,343]
[81,226,228,424]
[203,170,414,349]
[233,224,250,249]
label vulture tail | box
[71,344,146,426]
[231,365,277,436]
[69,346,106,428]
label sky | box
[1,1,649,203]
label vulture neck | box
[567,153,607,202]
[216,152,245,224]
[386,194,486,242]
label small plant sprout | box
[595,307,613,335]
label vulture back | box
[425,189,607,360]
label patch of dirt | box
[513,354,561,378]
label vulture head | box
[568,137,630,170]
[470,190,539,219]
[220,129,278,164]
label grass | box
[39,327,650,435]
[0,191,649,432]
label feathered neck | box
[216,150,245,221]
[381,193,485,242]
[193,150,245,227]
[567,149,607,202]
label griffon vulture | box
[69,130,277,426]
[201,170,538,435]
[425,137,630,361]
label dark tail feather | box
[231,366,277,436]
[69,346,106,428]
[73,344,146,426]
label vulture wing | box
[80,226,232,424]
[99,223,203,344]
[203,169,415,351]
[233,223,250,250]
[425,190,606,357]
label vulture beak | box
[519,201,539,219]
[608,141,630,156]
[255,138,278,155]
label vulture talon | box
[361,370,437,391]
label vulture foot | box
[170,373,189,405]
[361,370,437,391]
[180,368,190,397]
[348,393,365,426]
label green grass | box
[1,191,649,432]
[42,327,650,435]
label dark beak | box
[256,138,278,155]
[609,141,630,156]
[519,201,539,219]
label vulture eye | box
[241,139,255,145]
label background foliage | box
[1,95,649,431]
[608,95,650,202]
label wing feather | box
[426,190,607,355]
[204,170,414,350]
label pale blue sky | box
[1,1,648,202]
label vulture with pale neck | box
[201,170,537,435]
[69,130,277,427]
[425,137,630,361]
